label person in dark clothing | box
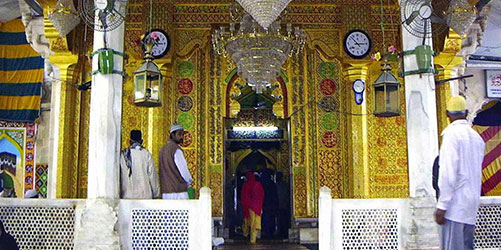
[0,220,19,250]
[276,172,290,239]
[260,168,278,239]
[432,156,440,200]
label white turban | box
[170,123,184,133]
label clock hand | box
[350,37,361,46]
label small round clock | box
[353,79,365,94]
[353,79,365,105]
[343,30,372,59]
[142,29,171,59]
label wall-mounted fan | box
[401,0,449,44]
[78,0,126,32]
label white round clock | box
[353,79,365,105]
[142,29,171,59]
[353,79,365,94]
[344,30,372,59]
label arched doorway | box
[223,100,291,241]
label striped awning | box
[0,18,43,122]
[473,101,501,196]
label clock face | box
[344,30,372,59]
[353,79,365,94]
[142,29,170,59]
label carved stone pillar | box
[400,0,440,246]
[343,61,371,198]
[74,1,127,249]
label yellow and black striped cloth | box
[0,18,43,122]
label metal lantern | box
[134,42,162,107]
[374,62,401,117]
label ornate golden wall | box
[45,0,410,218]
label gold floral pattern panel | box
[366,62,409,198]
[313,54,345,199]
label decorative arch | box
[225,68,289,118]
[0,130,25,198]
[231,149,279,174]
[0,133,24,162]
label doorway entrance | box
[224,140,291,241]
[222,108,292,241]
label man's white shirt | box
[437,119,485,225]
[174,149,193,186]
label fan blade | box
[430,13,447,25]
[403,10,419,25]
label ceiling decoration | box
[236,0,291,29]
[212,3,306,94]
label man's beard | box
[175,138,184,144]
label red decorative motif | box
[180,131,193,147]
[321,131,337,148]
[320,79,337,95]
[178,79,194,94]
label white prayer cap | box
[24,189,38,198]
[170,123,184,133]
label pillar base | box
[403,197,440,250]
[74,199,120,250]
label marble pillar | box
[400,1,440,247]
[74,1,127,249]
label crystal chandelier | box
[446,0,477,36]
[236,0,292,30]
[212,4,306,94]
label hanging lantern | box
[134,40,162,107]
[374,62,401,117]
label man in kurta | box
[119,130,160,199]
[434,96,485,250]
[241,171,264,244]
[159,123,193,200]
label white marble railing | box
[319,187,407,250]
[0,198,83,249]
[319,187,501,250]
[118,187,212,250]
[475,196,501,250]
[0,187,212,250]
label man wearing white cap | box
[434,96,485,250]
[159,123,193,199]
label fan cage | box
[401,0,448,39]
[78,0,126,32]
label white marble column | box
[87,7,126,200]
[74,1,127,249]
[399,1,440,248]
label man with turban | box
[241,171,264,244]
[119,130,160,199]
[159,123,193,199]
[434,96,485,250]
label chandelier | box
[236,0,292,30]
[446,0,477,36]
[212,5,306,94]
